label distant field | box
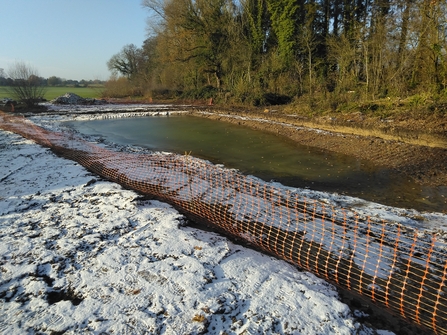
[0,86,105,101]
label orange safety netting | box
[1,111,446,334]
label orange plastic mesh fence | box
[1,111,447,334]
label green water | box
[65,115,446,212]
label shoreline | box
[188,109,447,189]
[15,103,447,189]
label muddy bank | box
[189,109,447,189]
[4,102,447,189]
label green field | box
[0,86,105,101]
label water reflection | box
[65,115,446,212]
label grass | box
[0,86,105,101]
[282,91,447,119]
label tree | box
[266,0,300,67]
[107,44,144,80]
[47,76,62,86]
[410,0,447,92]
[0,68,7,86]
[7,61,47,107]
[133,0,447,106]
[242,0,270,66]
[142,0,234,90]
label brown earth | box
[187,107,447,189]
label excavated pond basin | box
[65,115,447,213]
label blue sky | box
[1,0,151,81]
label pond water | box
[65,115,447,213]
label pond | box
[65,115,447,213]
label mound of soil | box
[51,92,106,105]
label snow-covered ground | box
[2,105,444,334]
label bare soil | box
[189,107,447,189]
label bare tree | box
[7,61,47,107]
[107,44,144,80]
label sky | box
[1,0,151,81]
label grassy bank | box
[0,86,104,101]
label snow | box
[0,129,384,335]
[39,101,188,115]
[3,104,446,334]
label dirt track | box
[190,108,447,188]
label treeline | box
[0,74,104,88]
[106,0,447,109]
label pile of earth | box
[51,92,106,105]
